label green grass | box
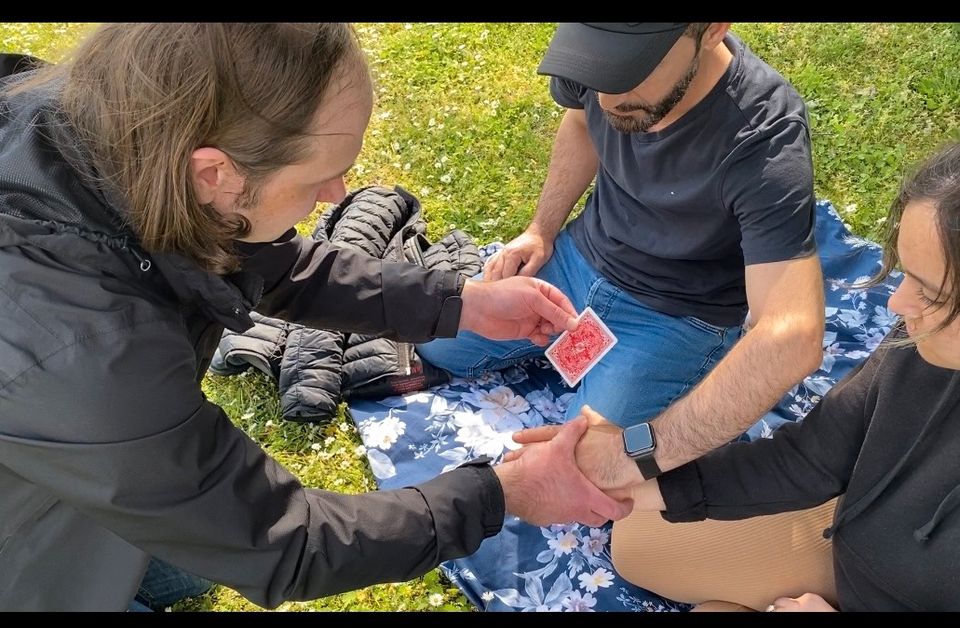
[349,23,959,243]
[3,22,957,611]
[0,22,93,61]
[733,23,960,236]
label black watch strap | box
[634,455,662,481]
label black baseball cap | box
[538,23,689,94]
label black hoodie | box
[659,332,960,611]
[0,63,503,610]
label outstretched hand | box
[494,416,634,527]
[459,275,577,346]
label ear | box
[701,23,731,51]
[190,147,242,209]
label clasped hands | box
[496,411,840,613]
[493,405,640,528]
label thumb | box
[770,597,799,612]
[517,253,542,277]
[583,483,635,524]
[531,280,578,331]
[580,404,613,427]
[552,416,589,452]
[609,497,635,521]
[501,448,525,463]
[512,424,563,444]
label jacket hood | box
[0,77,257,331]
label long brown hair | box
[871,141,960,336]
[7,23,366,273]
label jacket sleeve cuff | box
[431,271,466,338]
[658,462,708,523]
[381,264,464,342]
[408,459,505,562]
[464,459,505,537]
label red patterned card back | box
[545,307,617,387]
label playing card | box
[545,306,618,387]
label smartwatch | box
[622,422,661,480]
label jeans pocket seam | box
[136,586,157,606]
[691,334,729,386]
[586,278,620,319]
[683,315,727,336]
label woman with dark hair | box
[604,141,960,611]
[0,24,631,611]
[509,140,960,611]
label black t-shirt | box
[554,34,816,327]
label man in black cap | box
[419,24,824,479]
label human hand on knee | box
[483,229,554,281]
[766,593,838,612]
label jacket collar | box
[150,250,261,332]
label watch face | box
[623,422,655,456]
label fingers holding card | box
[545,307,618,387]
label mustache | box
[611,102,654,114]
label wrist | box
[492,462,517,515]
[635,478,666,511]
[432,271,467,338]
[458,280,481,333]
[618,448,646,489]
[526,222,558,242]
[622,422,662,482]
[458,456,504,536]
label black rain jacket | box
[0,62,503,611]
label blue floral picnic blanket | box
[346,200,901,612]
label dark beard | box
[603,56,700,134]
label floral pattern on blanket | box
[347,201,900,611]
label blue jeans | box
[127,558,213,612]
[417,230,742,427]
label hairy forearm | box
[528,110,598,239]
[650,318,823,473]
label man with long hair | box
[0,24,630,611]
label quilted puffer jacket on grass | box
[210,185,481,421]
